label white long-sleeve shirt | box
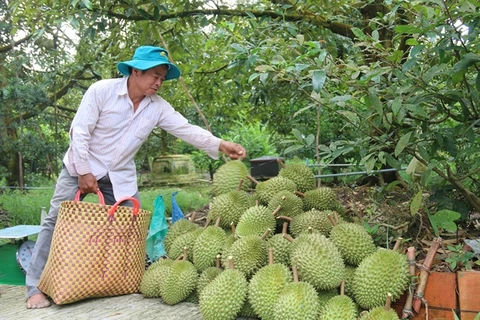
[63,77,222,199]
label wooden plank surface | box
[0,285,202,320]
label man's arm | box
[219,140,246,160]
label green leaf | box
[312,70,327,93]
[431,210,461,232]
[476,72,480,91]
[410,190,423,216]
[395,25,422,34]
[351,27,367,40]
[453,53,480,72]
[368,88,383,115]
[394,132,412,157]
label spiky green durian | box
[164,219,199,254]
[278,162,317,193]
[168,228,203,261]
[236,204,276,238]
[267,233,292,267]
[193,226,227,272]
[273,279,320,320]
[289,209,337,237]
[330,222,377,267]
[268,190,304,221]
[256,176,297,205]
[197,266,223,296]
[159,259,198,305]
[199,259,248,320]
[212,160,250,196]
[320,295,358,320]
[302,187,344,213]
[139,258,174,298]
[352,249,409,309]
[317,290,340,315]
[207,190,254,229]
[289,233,345,290]
[238,299,259,319]
[343,266,356,298]
[222,235,268,278]
[248,263,292,320]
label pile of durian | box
[140,160,410,320]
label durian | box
[329,222,376,267]
[319,281,357,320]
[193,222,227,271]
[164,218,199,254]
[139,258,174,298]
[212,160,249,196]
[236,204,277,238]
[352,248,409,309]
[199,256,248,320]
[255,176,297,205]
[358,293,400,320]
[301,187,344,213]
[278,161,316,193]
[207,189,254,229]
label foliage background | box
[1,0,479,215]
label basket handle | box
[74,189,106,205]
[108,197,140,221]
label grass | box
[0,183,213,227]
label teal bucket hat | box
[117,46,181,80]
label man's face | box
[134,65,169,96]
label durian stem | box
[204,218,212,227]
[230,222,237,238]
[413,237,442,313]
[295,191,305,198]
[340,280,345,296]
[268,248,274,265]
[282,222,289,234]
[261,228,271,240]
[393,237,403,251]
[215,217,221,227]
[282,233,295,243]
[281,195,287,201]
[216,254,221,268]
[384,293,392,311]
[276,158,286,168]
[307,226,313,234]
[402,247,416,319]
[277,215,292,222]
[292,265,299,282]
[189,212,197,222]
[228,256,235,270]
[327,213,337,227]
[272,205,282,217]
[246,175,259,185]
[237,179,244,191]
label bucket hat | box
[117,46,181,80]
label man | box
[26,45,246,309]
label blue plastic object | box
[145,195,169,261]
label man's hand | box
[219,140,247,160]
[78,173,99,194]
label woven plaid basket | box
[38,190,152,305]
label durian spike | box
[295,191,305,198]
[307,226,313,234]
[282,233,295,243]
[392,237,403,251]
[246,175,259,185]
[216,254,221,268]
[281,222,289,234]
[272,205,282,217]
[261,228,271,240]
[255,200,259,206]
[215,217,221,227]
[402,247,416,319]
[228,256,235,270]
[276,158,286,168]
[327,212,337,227]
[340,280,346,296]
[281,195,287,201]
[277,215,292,222]
[268,248,274,265]
[236,179,244,191]
[384,293,393,311]
[291,266,299,282]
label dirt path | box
[0,285,202,320]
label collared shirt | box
[63,77,222,199]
